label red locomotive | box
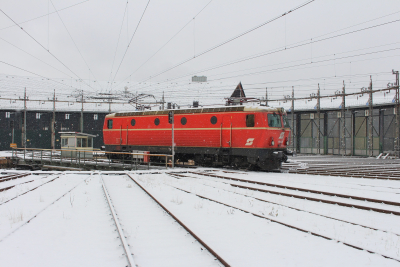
[103,106,291,170]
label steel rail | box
[0,176,85,242]
[164,182,400,263]
[0,179,34,192]
[231,183,400,216]
[0,176,59,205]
[167,172,400,237]
[126,173,231,267]
[189,171,400,208]
[101,177,136,267]
[0,173,30,183]
[290,170,400,180]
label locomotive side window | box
[267,114,282,128]
[107,119,113,129]
[131,119,136,126]
[210,116,217,125]
[283,115,290,128]
[246,114,255,127]
[154,118,160,126]
[181,117,187,125]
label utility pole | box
[51,89,56,149]
[368,76,373,157]
[316,84,321,154]
[265,87,268,106]
[291,86,295,152]
[168,111,174,168]
[393,69,400,158]
[162,91,165,110]
[108,99,111,113]
[23,88,27,149]
[80,90,84,132]
[341,81,346,156]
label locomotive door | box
[221,116,232,148]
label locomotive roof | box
[106,106,285,118]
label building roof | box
[59,132,97,137]
[230,82,246,98]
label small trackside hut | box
[60,132,96,159]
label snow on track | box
[133,172,400,266]
[102,174,223,267]
[0,168,399,266]
[0,175,59,204]
[0,174,128,267]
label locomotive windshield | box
[267,114,282,128]
[283,115,290,128]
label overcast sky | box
[1,0,400,104]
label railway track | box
[186,171,400,216]
[0,175,60,205]
[167,172,400,237]
[101,176,136,267]
[0,175,86,242]
[283,160,400,180]
[0,173,30,183]
[125,173,230,267]
[160,173,400,263]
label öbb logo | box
[245,138,255,146]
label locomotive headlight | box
[270,137,275,146]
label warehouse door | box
[221,116,232,148]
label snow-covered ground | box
[0,168,399,266]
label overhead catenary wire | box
[0,37,75,78]
[136,0,316,83]
[0,8,95,90]
[197,41,400,82]
[0,60,85,92]
[111,0,214,90]
[135,17,400,92]
[109,0,152,85]
[106,1,129,92]
[100,0,316,91]
[49,0,103,90]
[0,0,90,31]
[209,48,400,82]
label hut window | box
[36,113,41,119]
[61,138,68,147]
[94,114,98,120]
[65,114,70,120]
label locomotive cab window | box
[107,119,113,129]
[246,114,255,127]
[283,115,290,128]
[267,114,282,128]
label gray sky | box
[1,0,400,104]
